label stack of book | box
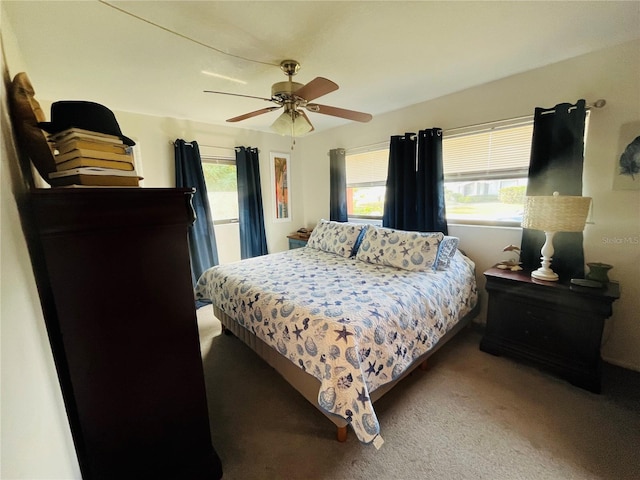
[46,128,142,187]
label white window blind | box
[443,121,533,180]
[346,149,389,186]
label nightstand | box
[480,267,620,393]
[287,234,309,249]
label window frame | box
[201,155,239,226]
[441,118,534,227]
[345,124,533,227]
[345,147,389,222]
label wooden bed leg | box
[419,359,429,371]
[337,425,348,442]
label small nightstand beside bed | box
[195,220,479,444]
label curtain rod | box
[444,99,606,135]
[170,141,235,151]
[345,99,606,152]
[343,140,390,154]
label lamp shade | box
[271,107,312,136]
[522,192,591,233]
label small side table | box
[287,234,309,249]
[480,267,620,393]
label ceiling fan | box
[204,60,372,136]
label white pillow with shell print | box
[355,226,443,271]
[306,219,366,258]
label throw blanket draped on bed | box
[195,247,477,444]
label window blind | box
[443,122,533,180]
[346,149,389,186]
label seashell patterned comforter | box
[195,246,477,444]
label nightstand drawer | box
[490,298,575,360]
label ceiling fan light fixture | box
[270,108,312,136]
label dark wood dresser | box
[480,267,620,393]
[23,188,222,480]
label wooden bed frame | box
[213,302,480,442]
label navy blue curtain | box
[383,133,417,230]
[174,139,219,287]
[329,148,348,222]
[235,147,268,259]
[383,130,447,233]
[520,100,587,280]
[416,128,448,234]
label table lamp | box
[521,191,591,281]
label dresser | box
[24,188,222,480]
[480,267,620,393]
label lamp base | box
[530,230,559,281]
[531,268,559,282]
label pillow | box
[434,236,459,271]
[306,219,366,258]
[9,72,57,183]
[356,226,443,271]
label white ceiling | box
[4,1,640,135]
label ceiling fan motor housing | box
[272,81,305,101]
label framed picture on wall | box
[270,151,291,222]
[613,121,640,191]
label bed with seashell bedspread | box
[194,221,478,445]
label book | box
[53,148,133,164]
[48,127,123,145]
[55,157,135,171]
[55,138,130,155]
[49,174,140,187]
[49,167,140,178]
[49,167,141,187]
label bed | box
[195,221,478,445]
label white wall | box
[300,39,640,370]
[1,17,82,479]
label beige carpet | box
[196,306,640,480]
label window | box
[442,120,533,225]
[345,148,389,221]
[345,122,532,225]
[202,157,238,224]
[346,115,587,227]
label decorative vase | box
[586,262,613,283]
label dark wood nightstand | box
[287,234,309,249]
[480,267,620,393]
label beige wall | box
[2,4,638,475]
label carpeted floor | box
[196,306,640,480]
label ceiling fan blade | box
[204,90,273,102]
[306,103,372,122]
[299,110,315,132]
[293,77,338,102]
[227,106,281,123]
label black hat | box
[38,101,135,146]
